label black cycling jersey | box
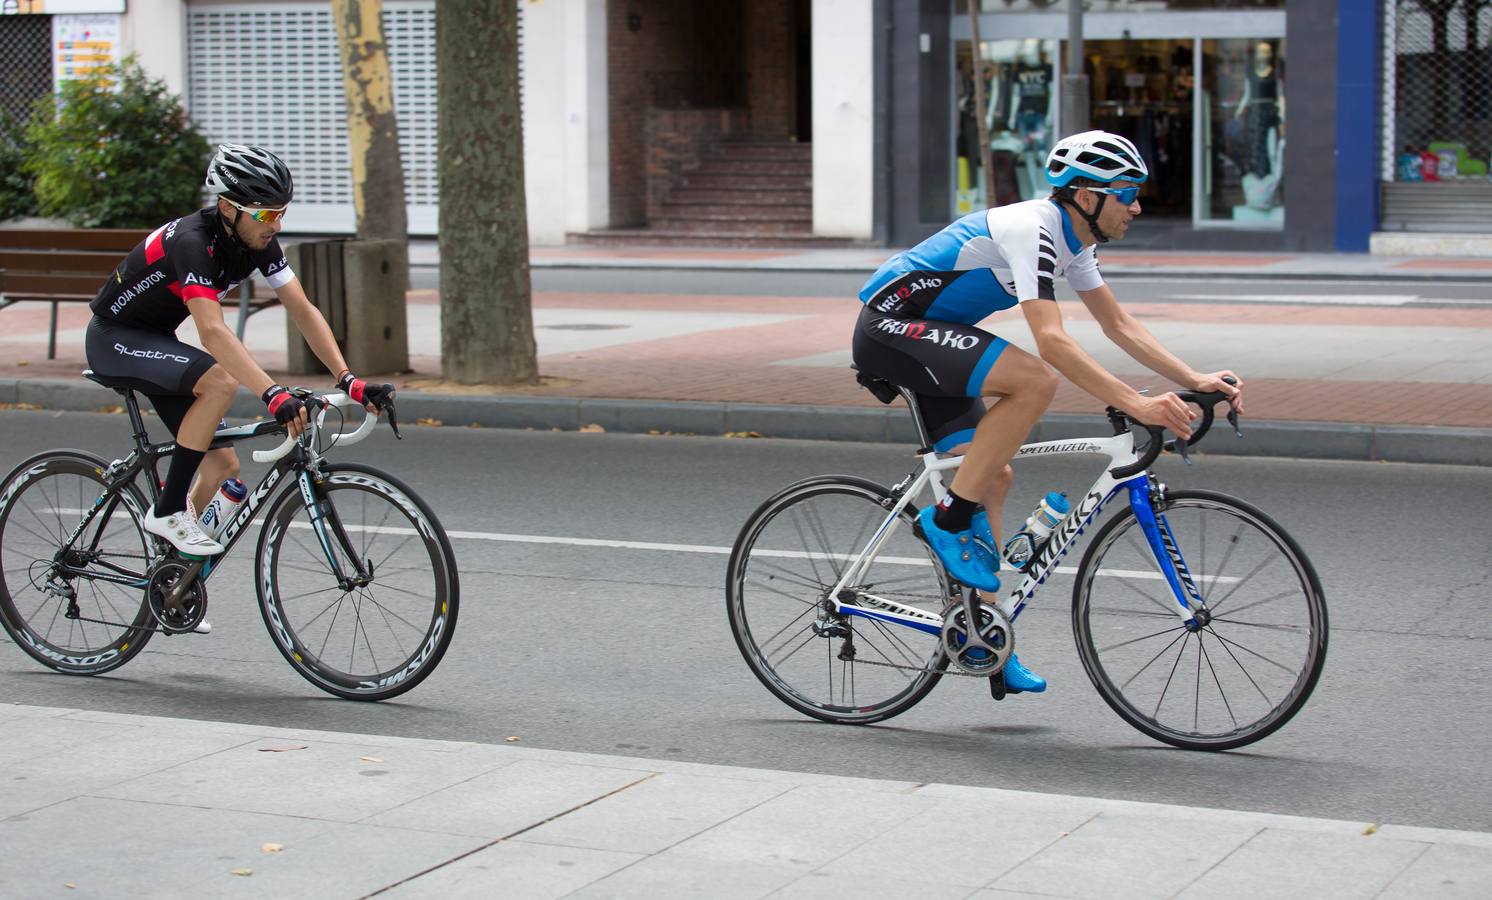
[89,207,293,334]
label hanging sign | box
[53,13,121,90]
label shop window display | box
[955,38,1058,213]
[1202,37,1285,226]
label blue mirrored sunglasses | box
[1088,185,1141,205]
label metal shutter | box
[186,1,438,234]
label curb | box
[4,377,1489,467]
[515,258,1492,283]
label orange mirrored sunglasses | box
[226,197,289,224]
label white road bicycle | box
[726,373,1327,751]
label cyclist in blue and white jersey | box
[85,144,393,559]
[854,130,1244,694]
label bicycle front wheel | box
[255,463,459,701]
[1073,489,1327,751]
[0,450,155,675]
[727,475,950,725]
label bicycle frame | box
[827,428,1203,637]
[51,391,373,593]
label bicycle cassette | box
[146,560,208,635]
[941,596,1012,676]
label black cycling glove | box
[337,372,395,410]
[262,385,305,426]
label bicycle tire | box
[0,450,156,675]
[255,462,459,701]
[727,475,950,725]
[1072,489,1327,751]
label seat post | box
[896,385,935,451]
[121,390,152,449]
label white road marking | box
[1173,293,1419,306]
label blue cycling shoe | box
[1003,652,1047,694]
[917,506,1001,592]
[971,510,998,557]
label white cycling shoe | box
[143,505,224,557]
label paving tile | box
[515,771,791,854]
[771,870,972,899]
[93,737,515,822]
[818,802,1094,888]
[568,853,801,900]
[666,784,932,869]
[1178,828,1429,899]
[0,715,143,767]
[1377,843,1492,899]
[362,758,654,838]
[0,795,339,900]
[991,811,1258,899]
[381,840,642,900]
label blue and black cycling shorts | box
[851,305,1009,452]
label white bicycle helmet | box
[1045,130,1149,188]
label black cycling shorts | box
[85,317,218,435]
[852,305,1009,452]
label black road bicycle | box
[0,372,459,701]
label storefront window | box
[1200,37,1285,227]
[955,38,1058,213]
[955,1,1282,11]
[1387,0,1491,183]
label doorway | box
[1077,38,1195,221]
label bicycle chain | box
[838,654,987,678]
[65,611,175,634]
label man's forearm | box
[1107,320,1196,386]
[1039,333,1145,412]
[199,326,275,398]
[285,301,351,377]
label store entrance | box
[1078,38,1195,221]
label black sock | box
[154,447,206,517]
[933,490,978,533]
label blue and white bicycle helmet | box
[1045,130,1149,188]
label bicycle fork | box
[1126,477,1208,630]
[298,470,374,590]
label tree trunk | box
[436,0,538,385]
[331,0,409,249]
[967,7,996,209]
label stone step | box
[712,142,811,160]
[649,217,813,235]
[681,173,812,191]
[667,188,810,206]
[691,159,813,176]
[657,203,812,222]
[566,229,858,249]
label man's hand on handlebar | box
[1192,370,1245,415]
[337,372,396,415]
[262,384,309,438]
[1128,393,1195,440]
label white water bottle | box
[1002,491,1070,568]
[199,478,247,541]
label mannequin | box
[1006,39,1057,201]
[1233,42,1284,183]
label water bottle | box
[199,478,247,541]
[1002,491,1070,569]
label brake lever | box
[1227,406,1243,439]
[384,399,403,440]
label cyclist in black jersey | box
[85,144,394,560]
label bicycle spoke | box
[1198,635,1240,730]
[1153,631,1192,718]
[1211,587,1301,621]
[787,504,833,589]
[1096,622,1187,655]
[1118,629,1187,692]
[746,576,822,608]
[1208,554,1277,613]
[1202,520,1247,606]
[1207,628,1297,677]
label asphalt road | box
[523,268,1492,305]
[2,410,1490,832]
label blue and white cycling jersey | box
[859,199,1104,325]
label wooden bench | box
[0,227,280,359]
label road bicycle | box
[727,373,1326,751]
[0,372,459,701]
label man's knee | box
[992,464,1014,490]
[1028,361,1059,405]
[194,365,237,405]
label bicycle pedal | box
[988,672,1006,701]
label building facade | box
[1,1,1484,252]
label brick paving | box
[5,283,1492,429]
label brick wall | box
[645,108,753,220]
[608,0,799,227]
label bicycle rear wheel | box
[255,463,459,701]
[0,450,155,675]
[1072,489,1327,751]
[727,475,950,725]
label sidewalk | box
[2,703,1487,899]
[2,245,1491,465]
